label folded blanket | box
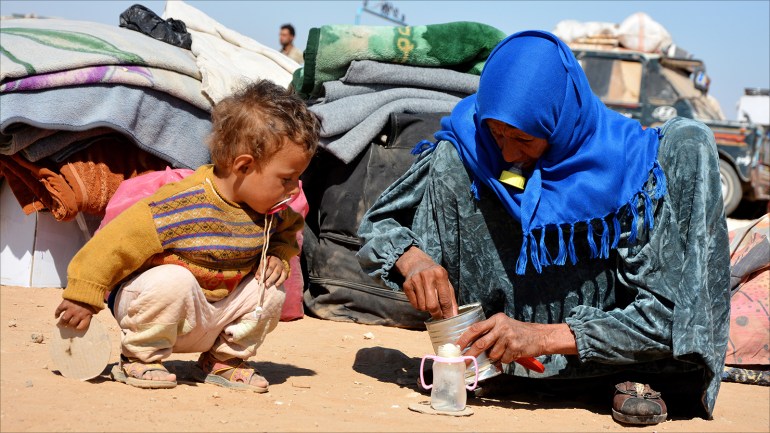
[16,127,113,162]
[318,98,457,163]
[293,22,506,98]
[163,0,299,102]
[0,84,212,169]
[0,125,56,155]
[341,60,480,95]
[318,59,480,103]
[1,65,212,111]
[0,136,167,220]
[27,131,110,163]
[0,18,200,81]
[312,87,460,137]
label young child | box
[54,80,319,391]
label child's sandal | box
[111,356,177,389]
[195,352,268,393]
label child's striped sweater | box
[63,165,302,309]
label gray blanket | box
[310,87,459,163]
[318,98,457,164]
[0,84,211,169]
[341,60,480,94]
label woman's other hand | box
[456,313,578,363]
[395,246,459,320]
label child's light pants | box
[113,264,284,363]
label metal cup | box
[424,303,502,384]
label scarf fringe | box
[529,232,542,273]
[516,234,529,275]
[539,229,552,267]
[628,194,640,244]
[470,179,481,200]
[568,224,577,265]
[411,139,436,155]
[555,225,567,266]
[600,219,610,259]
[587,221,598,259]
[513,163,668,275]
[612,215,621,249]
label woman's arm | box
[357,145,459,319]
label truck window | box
[646,66,678,105]
[580,57,642,105]
[662,68,725,121]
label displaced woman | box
[357,30,730,425]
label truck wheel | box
[719,159,742,216]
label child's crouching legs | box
[208,284,286,361]
[114,264,201,363]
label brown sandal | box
[612,381,667,425]
[110,357,177,389]
[194,352,268,393]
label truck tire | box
[719,158,742,216]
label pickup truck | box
[570,39,769,215]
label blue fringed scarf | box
[416,30,667,275]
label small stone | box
[341,335,354,342]
[363,332,375,340]
[41,364,48,370]
[275,401,284,405]
[30,333,44,344]
[353,381,363,385]
[291,381,311,389]
[220,420,228,424]
[7,320,17,328]
[25,380,33,388]
[171,396,177,400]
[391,404,400,409]
[405,392,420,398]
[212,392,221,399]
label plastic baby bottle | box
[420,343,479,412]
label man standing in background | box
[280,24,303,64]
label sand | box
[1,285,768,432]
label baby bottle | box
[420,343,479,412]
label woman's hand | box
[54,299,97,330]
[395,246,458,320]
[257,255,289,287]
[456,313,578,364]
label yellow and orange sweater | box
[63,165,303,310]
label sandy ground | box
[1,285,768,433]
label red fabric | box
[727,270,769,365]
[726,215,770,366]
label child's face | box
[234,142,311,214]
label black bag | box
[302,112,447,329]
[119,4,193,50]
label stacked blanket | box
[293,22,506,99]
[0,1,297,222]
[311,60,480,163]
[293,22,504,163]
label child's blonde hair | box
[208,80,319,170]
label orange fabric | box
[0,135,166,221]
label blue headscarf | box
[416,30,667,274]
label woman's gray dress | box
[357,117,731,417]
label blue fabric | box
[430,30,665,274]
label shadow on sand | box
[85,359,316,387]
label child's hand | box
[54,299,97,330]
[257,255,289,287]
